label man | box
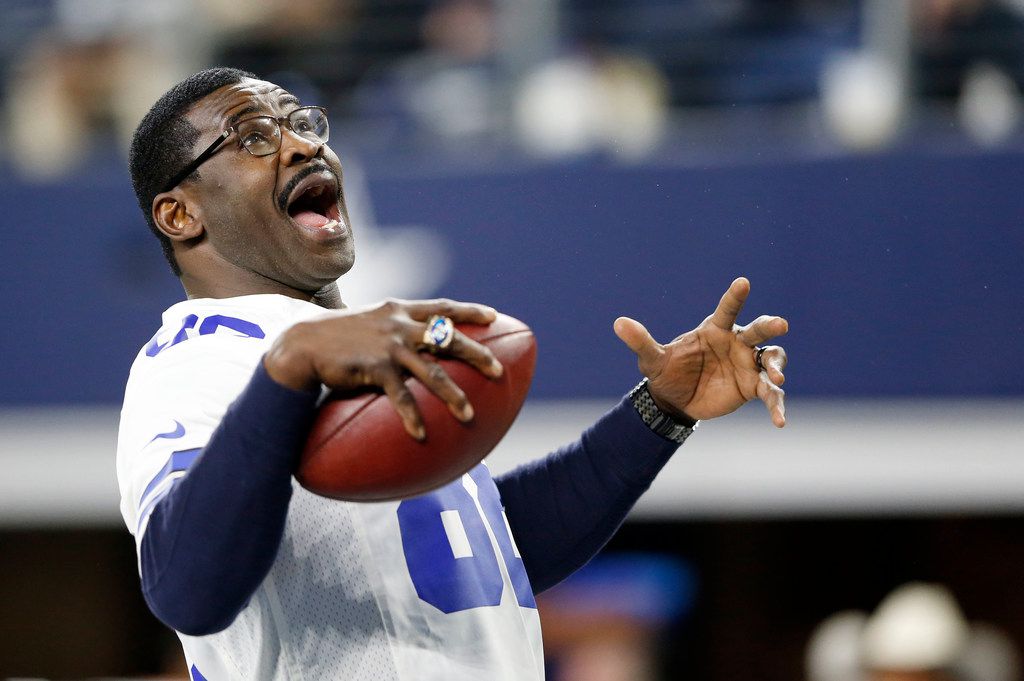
[118,67,788,680]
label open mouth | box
[286,174,342,231]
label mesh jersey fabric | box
[116,294,544,680]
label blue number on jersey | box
[397,465,536,613]
[468,466,536,609]
[145,314,265,357]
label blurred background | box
[1,0,1023,679]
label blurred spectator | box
[514,47,668,160]
[353,0,509,146]
[820,50,908,151]
[537,553,695,681]
[912,0,1024,145]
[806,583,1021,681]
[4,0,204,178]
[0,0,57,95]
[564,0,859,107]
[912,0,1024,99]
[208,0,361,107]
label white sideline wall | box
[1,398,1022,527]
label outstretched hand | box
[614,277,789,427]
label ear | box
[152,191,205,242]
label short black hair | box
[129,67,256,276]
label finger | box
[379,371,426,440]
[756,373,786,428]
[709,277,751,331]
[402,298,498,325]
[737,315,789,347]
[613,317,663,368]
[759,345,787,386]
[442,328,504,378]
[392,345,474,422]
[400,317,503,378]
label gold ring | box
[423,315,454,353]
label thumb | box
[613,317,663,368]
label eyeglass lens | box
[237,108,330,157]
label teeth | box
[298,185,322,201]
[292,180,335,207]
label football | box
[297,313,536,501]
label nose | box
[279,128,323,166]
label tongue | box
[292,209,331,229]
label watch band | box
[628,378,697,444]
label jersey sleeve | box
[116,332,268,542]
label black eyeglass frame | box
[161,105,329,193]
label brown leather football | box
[297,313,536,501]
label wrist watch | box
[628,378,697,444]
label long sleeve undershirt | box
[494,398,680,594]
[139,361,682,635]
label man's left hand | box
[614,277,788,428]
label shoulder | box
[119,294,328,436]
[140,295,318,359]
[116,295,321,534]
[127,295,326,374]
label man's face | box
[182,78,354,292]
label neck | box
[312,284,345,309]
[180,273,345,310]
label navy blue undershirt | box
[140,361,682,636]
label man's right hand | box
[263,298,504,440]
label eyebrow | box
[223,95,302,129]
[225,104,260,129]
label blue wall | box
[2,150,1021,404]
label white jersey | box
[116,294,544,681]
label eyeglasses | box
[162,106,330,193]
